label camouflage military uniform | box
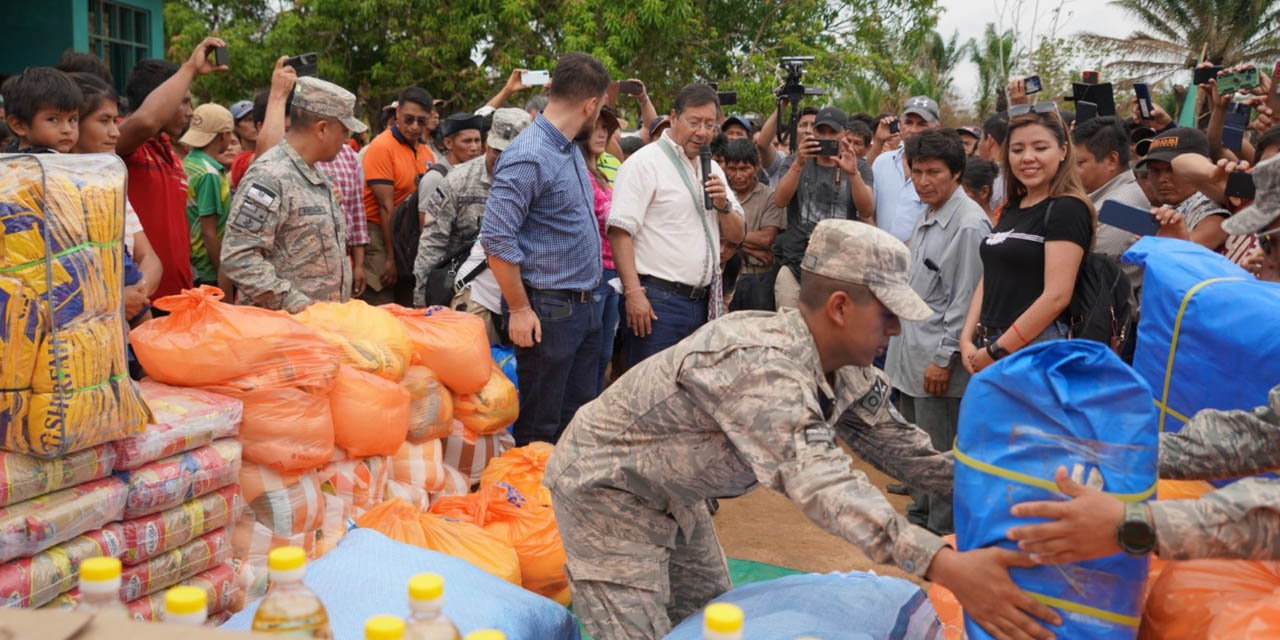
[545,220,946,640]
[412,155,491,307]
[221,76,366,313]
[1152,383,1280,560]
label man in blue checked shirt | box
[481,52,610,446]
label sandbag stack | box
[0,153,151,459]
[0,381,243,620]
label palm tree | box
[968,24,1018,116]
[833,74,890,116]
[1081,0,1280,84]
[920,30,969,99]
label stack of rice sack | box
[0,153,151,458]
[386,305,517,490]
[128,286,342,612]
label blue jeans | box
[512,288,603,446]
[625,285,708,368]
[591,269,622,395]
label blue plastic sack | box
[491,344,518,391]
[662,571,942,640]
[222,528,580,640]
[954,340,1157,639]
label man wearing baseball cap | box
[221,76,368,311]
[721,115,754,141]
[1138,127,1232,253]
[872,95,941,243]
[179,102,236,290]
[547,219,1060,640]
[230,99,256,154]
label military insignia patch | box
[245,183,278,209]
[231,203,268,233]
[858,377,889,414]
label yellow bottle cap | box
[464,631,506,640]
[365,615,405,640]
[408,573,444,601]
[164,586,207,616]
[79,557,121,583]
[704,603,744,632]
[268,546,306,572]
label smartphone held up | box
[522,70,551,86]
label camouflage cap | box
[291,76,368,134]
[801,220,932,322]
[1224,154,1280,235]
[488,107,532,151]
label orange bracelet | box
[1011,323,1029,346]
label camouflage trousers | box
[553,493,731,640]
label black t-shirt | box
[772,157,871,269]
[978,195,1092,328]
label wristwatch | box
[985,341,1010,361]
[714,200,731,214]
[1116,501,1157,556]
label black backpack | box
[390,165,449,279]
[1045,201,1134,350]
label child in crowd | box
[1,67,82,153]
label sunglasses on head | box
[1008,101,1059,117]
[401,115,430,126]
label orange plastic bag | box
[430,483,567,604]
[355,498,521,586]
[1140,559,1280,639]
[452,362,518,435]
[293,300,412,382]
[391,440,448,493]
[224,387,334,473]
[401,366,453,443]
[383,305,490,394]
[479,442,553,498]
[130,287,340,391]
[926,534,965,640]
[330,365,410,458]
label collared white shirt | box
[607,131,744,287]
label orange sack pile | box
[453,362,519,435]
[356,498,521,586]
[479,442,554,498]
[224,387,334,472]
[401,366,453,443]
[293,300,412,382]
[383,304,490,394]
[330,365,409,457]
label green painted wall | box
[0,0,164,86]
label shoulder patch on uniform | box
[857,376,890,414]
[245,183,279,209]
[230,203,268,233]
[425,187,446,212]
[804,425,837,447]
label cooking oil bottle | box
[406,573,461,640]
[251,546,332,638]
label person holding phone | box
[1137,128,1233,253]
[771,106,875,309]
[871,96,942,243]
[960,103,1094,374]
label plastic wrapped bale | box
[121,562,237,621]
[0,154,151,458]
[451,362,519,435]
[384,305,491,394]
[0,443,116,508]
[117,438,241,519]
[0,522,125,608]
[0,476,126,563]
[402,366,453,443]
[0,276,42,434]
[113,381,242,470]
[222,528,581,639]
[329,365,410,457]
[664,571,943,640]
[293,300,412,381]
[117,528,230,602]
[319,454,389,517]
[390,440,448,494]
[118,484,241,565]
[441,422,515,488]
[230,515,318,611]
[239,462,325,537]
[955,340,1157,639]
[1124,238,1280,439]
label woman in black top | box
[960,105,1094,374]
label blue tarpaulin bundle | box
[954,340,1157,639]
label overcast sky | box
[937,0,1141,103]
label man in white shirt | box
[608,83,746,367]
[871,96,941,243]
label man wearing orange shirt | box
[361,86,435,304]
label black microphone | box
[699,145,714,209]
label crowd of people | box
[3,39,1279,640]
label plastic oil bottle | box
[366,615,406,640]
[463,631,505,640]
[406,573,461,640]
[76,557,126,614]
[162,585,208,625]
[251,546,333,638]
[703,602,744,640]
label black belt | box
[640,274,708,300]
[525,285,593,303]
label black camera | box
[775,56,826,102]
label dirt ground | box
[712,451,923,585]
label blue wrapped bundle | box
[955,340,1157,639]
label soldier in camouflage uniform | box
[1008,157,1280,564]
[546,220,1063,640]
[412,108,531,307]
[221,76,366,312]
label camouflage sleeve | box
[834,369,955,497]
[1159,384,1280,480]
[1149,477,1280,560]
[220,176,309,312]
[412,181,456,307]
[677,353,946,577]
